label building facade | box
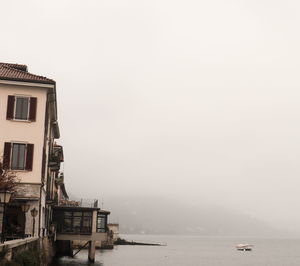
[0,63,62,239]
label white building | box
[0,63,63,239]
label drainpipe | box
[38,183,43,237]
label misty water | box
[52,234,300,266]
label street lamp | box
[0,190,12,243]
[30,208,38,237]
[21,204,30,238]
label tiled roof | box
[0,63,55,85]
[0,62,28,72]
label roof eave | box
[0,76,55,85]
[0,79,55,88]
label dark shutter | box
[3,142,11,169]
[29,97,37,121]
[6,96,15,120]
[41,148,46,180]
[25,144,34,171]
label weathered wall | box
[24,200,40,237]
[0,237,55,265]
[108,224,119,241]
[14,183,40,199]
[56,232,108,241]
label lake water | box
[52,234,300,266]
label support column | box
[88,240,96,262]
[0,205,3,235]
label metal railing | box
[59,198,99,208]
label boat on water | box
[236,244,253,251]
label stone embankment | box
[0,237,54,265]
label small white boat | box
[236,244,253,251]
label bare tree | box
[0,161,19,191]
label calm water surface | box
[52,235,300,266]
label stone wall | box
[0,237,55,265]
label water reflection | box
[52,254,103,266]
[52,236,300,266]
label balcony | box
[46,193,58,206]
[49,145,64,171]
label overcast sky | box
[2,0,300,233]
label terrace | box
[52,199,110,262]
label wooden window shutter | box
[3,142,12,169]
[29,97,37,121]
[6,96,15,120]
[25,144,34,171]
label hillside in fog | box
[104,196,285,237]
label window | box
[6,95,37,121]
[97,214,107,233]
[11,143,26,170]
[3,142,34,171]
[53,210,92,234]
[15,97,29,120]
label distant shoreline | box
[114,237,166,246]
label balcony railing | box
[59,198,99,208]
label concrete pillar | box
[88,240,96,262]
[92,210,97,232]
[0,205,3,235]
[88,210,97,262]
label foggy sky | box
[2,0,300,233]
